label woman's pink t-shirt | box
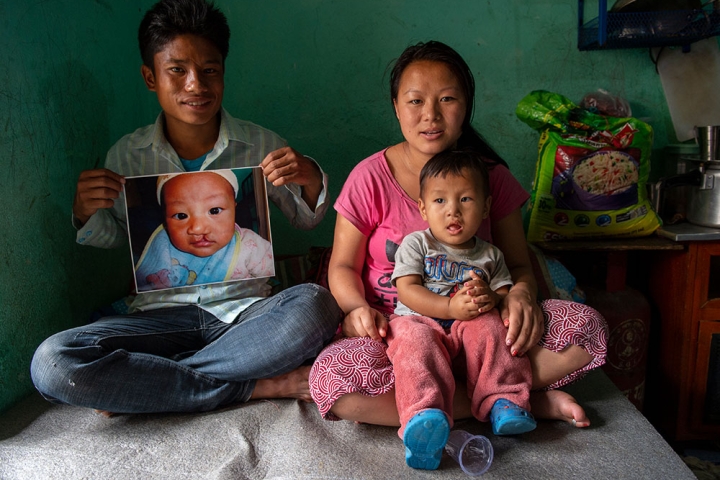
[334,149,529,317]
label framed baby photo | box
[123,167,275,293]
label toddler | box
[389,150,536,470]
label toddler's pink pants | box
[385,311,532,437]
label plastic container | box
[444,430,494,476]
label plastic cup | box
[444,429,494,476]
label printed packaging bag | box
[516,90,661,242]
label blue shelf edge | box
[578,4,720,50]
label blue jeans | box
[30,284,342,413]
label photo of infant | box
[124,168,274,293]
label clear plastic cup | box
[444,430,494,476]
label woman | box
[309,41,607,427]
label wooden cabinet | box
[647,241,720,441]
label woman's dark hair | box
[138,0,230,70]
[389,41,507,168]
[419,150,490,197]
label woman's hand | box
[499,285,544,356]
[342,306,389,341]
[490,208,543,356]
[330,215,388,340]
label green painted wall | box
[0,2,152,412]
[221,0,677,249]
[1,0,681,412]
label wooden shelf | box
[533,234,685,252]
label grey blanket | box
[0,370,694,479]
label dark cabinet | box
[647,241,720,440]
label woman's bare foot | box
[530,389,590,427]
[331,391,401,426]
[94,409,115,418]
[250,366,313,402]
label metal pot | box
[650,169,698,221]
[686,162,720,228]
[650,161,720,228]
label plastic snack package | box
[516,90,661,242]
[580,89,632,118]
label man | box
[30,0,341,414]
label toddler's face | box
[162,172,236,257]
[418,168,490,249]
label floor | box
[676,440,720,480]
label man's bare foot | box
[94,409,115,418]
[250,365,313,402]
[530,389,590,428]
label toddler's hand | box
[465,272,499,313]
[448,283,482,320]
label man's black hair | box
[138,0,230,69]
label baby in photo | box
[134,170,274,292]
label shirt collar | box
[135,108,254,154]
[220,108,254,146]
